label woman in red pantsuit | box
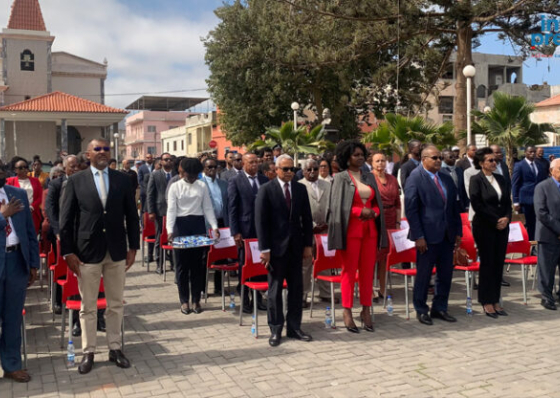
[328,141,388,333]
[7,159,43,234]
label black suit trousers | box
[267,242,304,334]
[521,204,537,241]
[537,242,560,303]
[473,223,508,305]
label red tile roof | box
[536,94,560,108]
[7,0,46,31]
[0,91,128,114]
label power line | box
[2,88,210,98]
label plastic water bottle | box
[229,293,235,313]
[325,307,333,329]
[67,340,75,367]
[386,295,394,316]
[251,315,257,337]
[466,296,473,317]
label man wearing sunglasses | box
[404,146,462,326]
[147,152,177,274]
[255,154,314,347]
[60,138,140,375]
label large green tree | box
[203,0,447,146]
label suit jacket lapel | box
[87,169,105,210]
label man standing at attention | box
[256,154,313,347]
[60,138,140,375]
[405,146,462,325]
[221,153,243,182]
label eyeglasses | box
[306,167,319,172]
[92,146,110,152]
[162,158,172,162]
[424,156,443,161]
[15,166,28,170]
[486,158,497,163]
[280,167,295,173]
[206,165,217,169]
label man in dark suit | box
[405,146,462,325]
[228,152,268,313]
[147,152,176,274]
[440,148,469,212]
[0,167,39,383]
[203,157,229,294]
[534,159,560,310]
[60,138,140,375]
[121,159,138,194]
[399,139,422,190]
[138,154,155,261]
[256,154,313,347]
[456,144,477,171]
[221,153,243,181]
[490,145,511,188]
[512,146,547,241]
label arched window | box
[476,85,487,99]
[20,49,34,71]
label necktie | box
[166,172,171,182]
[284,182,291,212]
[250,176,258,195]
[530,162,537,176]
[433,175,446,203]
[5,219,11,237]
[98,170,107,208]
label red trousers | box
[337,220,378,308]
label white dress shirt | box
[0,188,20,246]
[277,177,292,198]
[166,179,217,234]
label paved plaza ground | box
[2,258,559,398]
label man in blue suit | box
[0,166,39,382]
[405,146,462,325]
[440,148,469,212]
[512,146,547,241]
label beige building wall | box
[161,126,187,157]
[52,76,102,103]
[4,120,57,160]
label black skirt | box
[173,215,206,237]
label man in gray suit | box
[220,153,243,181]
[147,152,176,274]
[534,159,560,310]
[298,159,332,305]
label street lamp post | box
[114,132,120,166]
[463,65,476,146]
[291,102,299,130]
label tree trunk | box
[453,17,474,152]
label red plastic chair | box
[50,241,67,320]
[21,308,27,369]
[454,225,479,300]
[384,229,435,319]
[160,216,175,282]
[309,234,342,327]
[505,221,536,304]
[460,212,470,227]
[238,239,286,338]
[204,228,239,310]
[141,212,156,271]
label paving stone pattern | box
[2,258,560,397]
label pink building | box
[124,111,189,159]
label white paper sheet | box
[392,229,415,253]
[249,241,262,264]
[212,228,236,249]
[400,220,410,230]
[320,235,336,257]
[508,223,523,242]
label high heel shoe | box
[482,305,498,319]
[494,305,508,316]
[360,309,374,332]
[343,309,359,333]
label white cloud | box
[0,0,218,108]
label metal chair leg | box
[60,305,67,349]
[205,266,210,304]
[330,283,336,328]
[239,285,245,326]
[309,278,316,318]
[405,275,410,320]
[253,289,258,338]
[522,264,528,304]
[39,256,44,289]
[465,271,470,301]
[21,311,27,369]
[163,250,167,282]
[141,240,145,268]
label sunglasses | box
[306,167,319,172]
[206,165,217,169]
[233,158,242,162]
[486,158,497,163]
[424,156,443,161]
[93,146,111,152]
[280,167,295,173]
[161,158,172,162]
[15,166,28,170]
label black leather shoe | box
[269,333,281,347]
[155,268,163,275]
[193,304,203,314]
[286,329,312,342]
[72,322,82,337]
[483,309,499,319]
[541,299,557,311]
[501,279,511,287]
[109,349,131,369]
[430,311,457,322]
[78,353,94,374]
[97,318,106,332]
[53,304,62,315]
[242,305,252,314]
[417,313,433,325]
[257,301,267,311]
[494,308,508,316]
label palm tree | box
[472,92,555,174]
[362,113,456,157]
[249,122,332,164]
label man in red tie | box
[404,146,462,326]
[255,154,314,347]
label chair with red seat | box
[383,229,435,319]
[239,239,286,338]
[21,308,27,369]
[504,221,536,304]
[141,212,156,271]
[460,212,470,227]
[160,216,175,282]
[454,224,480,300]
[38,241,51,290]
[50,241,67,319]
[309,234,342,327]
[204,228,238,310]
